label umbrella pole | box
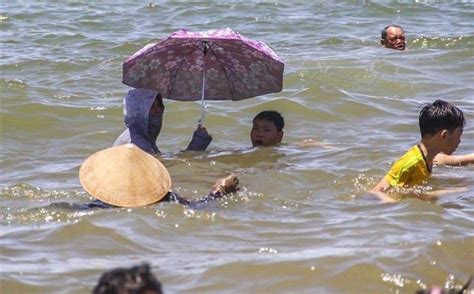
[198,56,207,127]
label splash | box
[1,183,94,225]
[381,272,411,287]
[411,36,471,49]
[183,208,217,221]
[344,174,442,202]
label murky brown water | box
[1,2,473,293]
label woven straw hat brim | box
[79,144,171,207]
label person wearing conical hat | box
[76,144,239,209]
[113,88,213,154]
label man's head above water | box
[381,25,406,50]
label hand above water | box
[187,125,213,151]
[210,174,240,198]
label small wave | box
[0,78,28,89]
[0,183,94,225]
[1,183,75,200]
[410,35,474,49]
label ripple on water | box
[2,1,474,293]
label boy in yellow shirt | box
[371,100,465,201]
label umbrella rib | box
[209,45,235,99]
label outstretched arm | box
[166,174,240,207]
[370,178,396,202]
[434,153,474,166]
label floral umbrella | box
[122,28,284,126]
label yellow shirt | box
[384,145,431,187]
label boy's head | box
[93,263,163,294]
[381,25,406,50]
[250,111,284,147]
[419,100,465,155]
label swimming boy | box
[371,100,465,201]
[250,110,284,147]
[381,25,406,50]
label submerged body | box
[53,174,239,210]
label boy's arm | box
[434,153,474,166]
[370,178,396,202]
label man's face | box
[383,26,406,50]
[250,119,283,147]
[442,127,463,155]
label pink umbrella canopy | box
[122,28,284,102]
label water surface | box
[1,1,473,293]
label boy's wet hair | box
[419,99,465,138]
[381,25,404,40]
[253,110,285,131]
[93,263,163,294]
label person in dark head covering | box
[114,88,212,154]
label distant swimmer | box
[381,25,406,50]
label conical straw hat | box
[79,144,171,207]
